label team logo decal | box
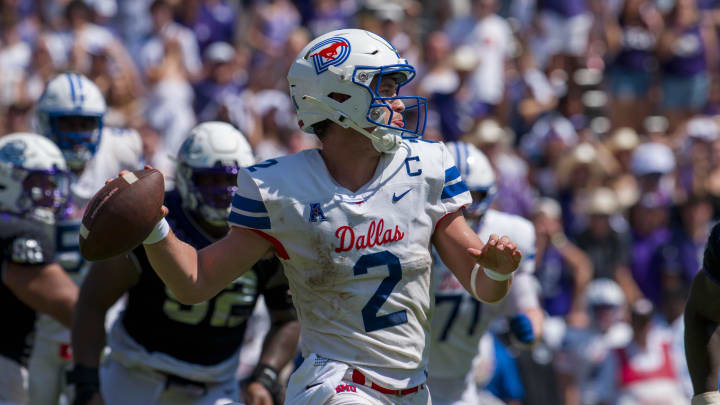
[308,37,351,74]
[0,140,27,166]
[309,203,328,222]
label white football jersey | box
[229,139,470,388]
[35,127,143,342]
[428,209,538,386]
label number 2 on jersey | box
[354,251,408,333]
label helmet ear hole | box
[328,92,351,103]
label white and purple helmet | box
[176,122,255,227]
[0,133,71,222]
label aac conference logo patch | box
[308,37,351,74]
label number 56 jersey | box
[230,139,470,388]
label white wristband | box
[143,218,170,245]
[483,267,514,281]
[693,392,720,405]
[470,264,482,301]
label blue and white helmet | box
[36,73,106,172]
[0,133,71,223]
[176,122,255,227]
[288,29,427,153]
[447,141,497,218]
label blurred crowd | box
[3,0,720,403]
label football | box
[79,169,165,261]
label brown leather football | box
[79,169,165,261]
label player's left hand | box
[243,382,275,405]
[468,234,522,277]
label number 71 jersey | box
[230,139,470,388]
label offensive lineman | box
[117,29,522,405]
[428,142,543,404]
[69,122,299,405]
[30,73,144,404]
[0,133,78,404]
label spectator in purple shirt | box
[658,0,718,131]
[629,191,673,306]
[179,0,237,54]
[533,198,593,319]
[604,0,664,131]
[193,41,245,121]
[656,195,713,292]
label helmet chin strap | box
[302,95,401,153]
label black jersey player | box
[0,133,77,403]
[69,122,299,405]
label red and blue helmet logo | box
[308,37,351,74]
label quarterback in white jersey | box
[428,142,543,405]
[29,73,143,405]
[130,29,522,405]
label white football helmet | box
[0,133,71,222]
[176,121,255,226]
[36,73,106,172]
[447,141,497,218]
[288,28,427,153]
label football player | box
[30,73,144,405]
[685,222,720,405]
[0,133,77,404]
[115,29,521,405]
[68,121,299,405]
[428,142,543,405]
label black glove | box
[242,364,283,405]
[66,365,100,405]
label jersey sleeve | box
[5,222,55,266]
[229,168,291,260]
[427,142,472,226]
[228,168,272,231]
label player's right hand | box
[106,165,169,218]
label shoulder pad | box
[11,237,47,264]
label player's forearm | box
[144,231,204,304]
[30,288,77,328]
[258,318,301,370]
[685,272,720,394]
[71,303,107,367]
[5,263,78,328]
[685,308,720,394]
[473,270,512,303]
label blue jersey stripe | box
[75,73,85,103]
[66,74,76,104]
[232,194,267,213]
[444,166,460,183]
[228,211,271,229]
[441,180,469,199]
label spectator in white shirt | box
[140,0,202,82]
